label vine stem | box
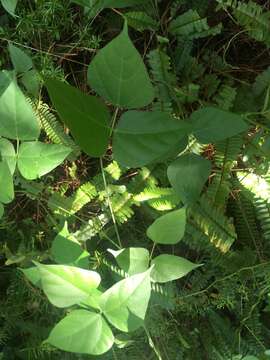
[144,326,163,360]
[100,157,122,248]
[110,107,119,136]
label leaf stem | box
[100,157,122,248]
[144,326,163,360]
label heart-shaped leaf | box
[167,154,211,205]
[88,22,154,109]
[0,138,16,174]
[0,161,14,204]
[52,222,89,268]
[46,78,110,157]
[113,111,190,167]
[190,107,248,143]
[21,267,42,287]
[35,263,101,308]
[17,142,71,180]
[151,254,202,283]
[0,71,40,140]
[47,310,114,355]
[147,208,186,245]
[108,247,150,275]
[8,43,33,73]
[100,269,152,332]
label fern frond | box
[169,9,222,39]
[213,84,237,111]
[134,186,180,211]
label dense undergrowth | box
[1,0,270,359]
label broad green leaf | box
[0,71,40,140]
[0,203,4,219]
[113,111,190,167]
[151,255,202,283]
[108,247,149,275]
[52,222,89,268]
[47,310,114,355]
[17,142,71,180]
[21,70,40,96]
[147,208,186,245]
[100,269,152,332]
[35,263,101,308]
[190,107,248,143]
[8,43,33,73]
[88,23,154,109]
[0,161,14,204]
[167,154,211,204]
[0,138,16,174]
[80,288,103,310]
[46,78,110,157]
[1,0,17,16]
[21,267,41,287]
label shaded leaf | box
[113,111,190,167]
[46,78,110,157]
[0,138,16,174]
[88,22,154,109]
[167,154,211,205]
[17,141,71,180]
[147,208,186,245]
[0,161,14,204]
[8,43,33,73]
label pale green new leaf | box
[113,111,190,167]
[147,208,186,245]
[0,71,40,140]
[88,23,154,108]
[1,0,17,16]
[100,269,152,332]
[0,138,16,174]
[47,310,114,355]
[52,222,89,268]
[8,43,33,73]
[167,154,211,205]
[151,255,202,283]
[190,107,248,143]
[0,161,14,204]
[46,78,110,157]
[17,142,71,180]
[108,247,150,275]
[35,263,101,308]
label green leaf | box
[46,78,110,157]
[0,203,4,219]
[0,138,16,174]
[151,255,202,283]
[147,208,186,245]
[8,43,33,73]
[21,267,42,287]
[1,0,17,16]
[190,107,248,143]
[88,22,154,109]
[52,222,89,268]
[21,70,40,96]
[17,142,71,180]
[47,310,114,355]
[100,269,152,332]
[0,71,40,140]
[108,247,150,275]
[35,263,101,308]
[0,161,14,204]
[167,154,211,205]
[113,111,190,167]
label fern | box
[134,186,180,211]
[169,9,222,39]
[217,0,270,47]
